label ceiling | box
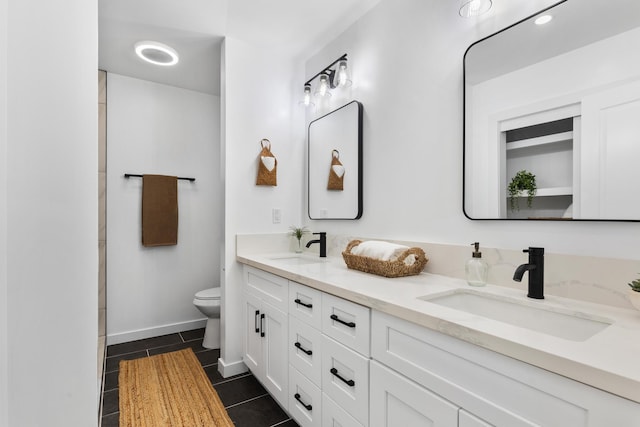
[99,0,382,96]
[466,0,640,84]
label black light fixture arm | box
[304,53,348,89]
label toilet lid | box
[195,287,221,300]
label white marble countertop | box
[236,251,640,404]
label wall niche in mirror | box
[464,0,640,221]
[308,101,363,220]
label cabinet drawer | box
[372,310,588,427]
[289,316,322,387]
[321,293,370,356]
[322,393,364,427]
[289,281,322,329]
[289,366,322,427]
[244,265,288,312]
[321,335,369,426]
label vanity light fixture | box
[534,14,553,25]
[300,53,351,106]
[134,41,179,66]
[459,0,492,17]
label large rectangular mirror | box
[308,101,363,219]
[464,0,640,220]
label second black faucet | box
[513,247,544,299]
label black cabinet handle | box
[260,313,265,338]
[330,314,356,328]
[254,310,260,333]
[294,298,313,309]
[294,342,313,356]
[330,367,355,387]
[294,393,312,411]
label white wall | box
[3,0,98,425]
[0,0,8,424]
[220,37,304,375]
[301,0,640,260]
[106,74,222,344]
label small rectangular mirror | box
[308,101,363,220]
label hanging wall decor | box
[327,149,344,191]
[256,138,278,186]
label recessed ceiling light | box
[535,15,553,25]
[459,0,492,18]
[134,41,179,66]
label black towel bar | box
[124,173,195,182]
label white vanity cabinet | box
[287,281,370,427]
[371,310,640,427]
[242,266,289,410]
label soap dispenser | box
[466,242,488,287]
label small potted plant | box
[508,170,537,211]
[628,276,640,311]
[289,225,310,253]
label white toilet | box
[193,287,221,349]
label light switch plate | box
[272,208,282,224]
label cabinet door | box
[243,292,262,375]
[370,361,458,427]
[262,301,289,410]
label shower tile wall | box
[98,70,107,375]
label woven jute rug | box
[119,348,234,427]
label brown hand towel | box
[142,174,178,247]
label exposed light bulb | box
[299,84,314,107]
[336,60,352,87]
[315,74,331,98]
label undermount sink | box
[418,289,612,341]
[268,255,326,265]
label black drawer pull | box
[330,314,356,328]
[260,313,265,338]
[294,393,312,411]
[294,341,313,356]
[294,298,313,309]
[330,367,355,387]
[254,310,260,333]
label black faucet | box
[513,247,544,299]
[305,232,326,257]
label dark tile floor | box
[100,328,299,427]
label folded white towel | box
[403,254,416,266]
[350,240,410,261]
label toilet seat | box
[195,287,221,301]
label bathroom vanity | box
[237,248,640,427]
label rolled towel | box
[350,240,410,261]
[403,254,416,266]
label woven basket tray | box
[341,240,428,278]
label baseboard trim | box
[218,357,248,378]
[106,319,208,345]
